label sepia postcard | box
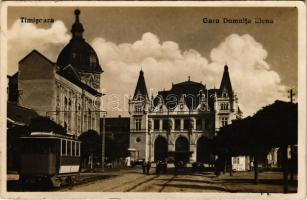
[0,1,306,199]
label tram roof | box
[21,132,79,141]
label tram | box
[19,132,81,187]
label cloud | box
[92,32,287,116]
[7,20,70,74]
[7,21,288,116]
[209,34,287,115]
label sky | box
[7,6,298,117]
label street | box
[61,168,221,192]
[59,167,297,193]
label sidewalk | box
[213,171,297,193]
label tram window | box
[22,138,56,154]
[67,140,71,156]
[76,142,80,156]
[72,141,76,156]
[62,140,66,155]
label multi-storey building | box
[128,65,242,163]
[17,9,103,136]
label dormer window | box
[135,104,143,112]
[89,54,97,67]
[200,93,206,101]
[220,103,229,110]
[200,103,207,111]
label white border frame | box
[0,1,306,199]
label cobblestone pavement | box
[60,167,297,193]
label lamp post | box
[147,120,152,163]
[101,111,107,172]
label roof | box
[71,9,84,37]
[7,72,18,79]
[238,106,242,114]
[154,79,211,110]
[57,67,102,97]
[19,49,101,97]
[153,66,234,110]
[56,9,103,74]
[21,132,79,140]
[133,70,149,100]
[171,80,206,95]
[7,102,39,125]
[19,49,54,66]
[220,65,233,98]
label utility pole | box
[101,111,106,172]
[288,89,295,103]
[288,89,295,183]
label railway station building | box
[15,10,103,136]
[128,66,243,165]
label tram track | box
[55,174,112,191]
[58,170,159,192]
[124,175,160,192]
[100,175,149,191]
[57,169,180,192]
[123,174,177,192]
[158,174,177,192]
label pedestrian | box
[214,158,221,176]
[156,161,160,174]
[142,161,146,174]
[146,162,151,175]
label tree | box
[79,130,100,170]
[253,100,297,193]
[215,100,297,192]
